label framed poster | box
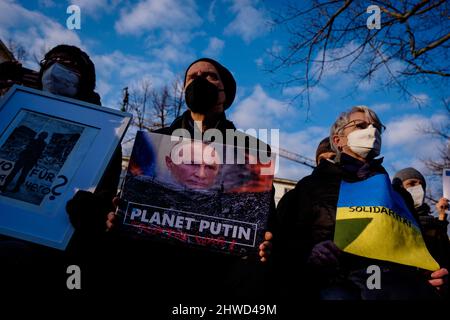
[117,131,276,256]
[0,85,132,250]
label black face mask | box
[185,76,223,114]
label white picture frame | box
[0,85,132,250]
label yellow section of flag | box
[335,206,439,271]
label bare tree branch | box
[267,0,450,110]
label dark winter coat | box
[98,110,275,299]
[415,203,450,269]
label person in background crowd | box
[259,136,338,263]
[315,136,336,166]
[393,167,450,269]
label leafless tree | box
[171,77,185,119]
[422,100,450,173]
[151,85,170,130]
[121,78,186,149]
[268,0,449,110]
[128,79,153,132]
[419,100,450,203]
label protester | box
[259,136,337,262]
[0,44,122,292]
[272,106,448,300]
[393,167,450,268]
[104,58,275,298]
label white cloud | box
[411,93,430,106]
[229,85,327,180]
[68,0,119,18]
[276,157,313,181]
[382,113,449,177]
[93,50,175,86]
[224,0,271,43]
[144,30,200,64]
[115,0,202,35]
[371,103,391,113]
[383,113,447,147]
[92,50,178,107]
[115,1,202,65]
[0,0,82,69]
[255,57,264,67]
[207,0,216,22]
[96,79,112,100]
[279,126,329,160]
[274,127,328,180]
[311,41,406,94]
[230,85,296,129]
[202,37,225,57]
[269,41,282,56]
[312,42,360,80]
[282,85,329,103]
[151,42,194,64]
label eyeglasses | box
[340,120,386,133]
[40,56,81,75]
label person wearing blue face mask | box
[1,45,122,293]
[38,45,101,105]
[41,62,80,98]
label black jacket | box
[1,86,122,293]
[415,203,450,268]
[100,111,275,299]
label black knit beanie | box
[184,58,236,109]
[393,167,426,191]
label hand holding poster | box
[333,174,439,271]
[117,131,276,256]
[0,85,131,250]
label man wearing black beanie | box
[103,58,275,301]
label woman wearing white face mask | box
[272,106,448,300]
[393,167,450,270]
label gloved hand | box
[66,190,115,236]
[307,240,341,267]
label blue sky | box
[1,0,449,202]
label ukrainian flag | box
[334,174,439,271]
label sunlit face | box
[185,61,226,113]
[403,178,422,189]
[166,141,220,189]
[333,111,375,161]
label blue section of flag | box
[337,174,419,228]
[445,169,450,176]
